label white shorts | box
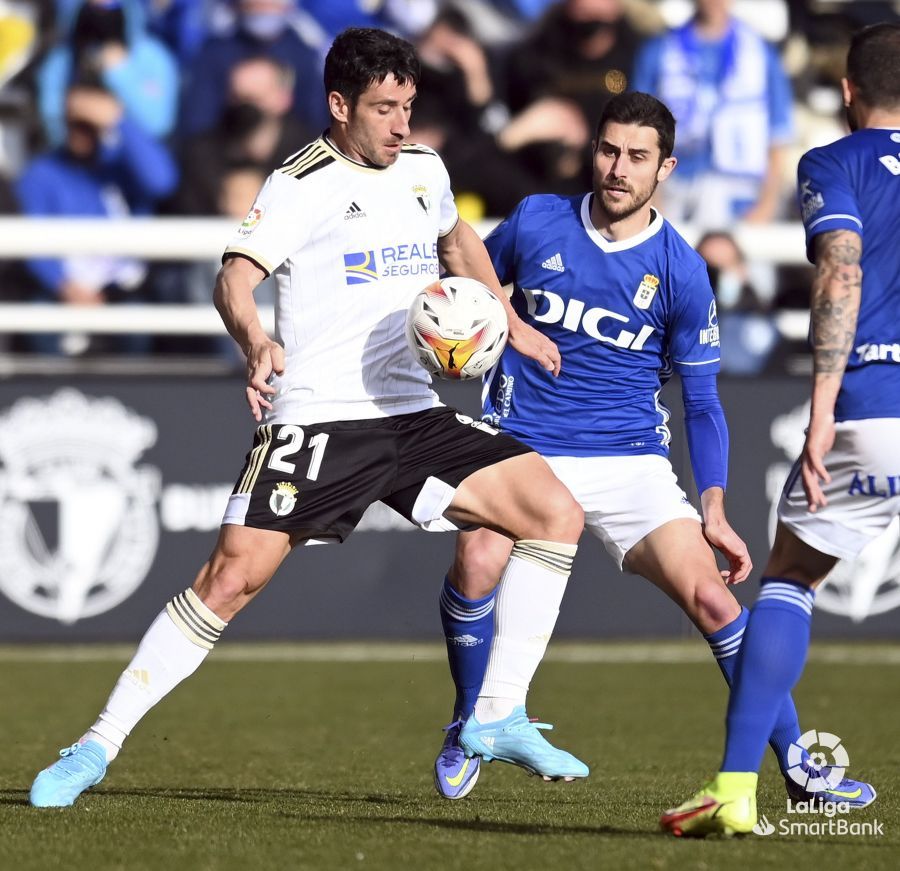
[778,418,900,561]
[544,454,701,569]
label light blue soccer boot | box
[459,706,589,781]
[434,720,481,800]
[30,740,108,807]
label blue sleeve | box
[103,118,179,206]
[797,147,861,263]
[483,199,525,286]
[101,40,180,139]
[629,36,663,95]
[681,373,729,493]
[764,43,794,143]
[668,262,721,376]
[14,163,65,293]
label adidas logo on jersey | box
[541,253,564,272]
[344,201,367,220]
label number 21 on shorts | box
[267,425,330,481]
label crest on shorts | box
[413,184,430,214]
[237,206,265,237]
[633,274,659,310]
[269,482,298,517]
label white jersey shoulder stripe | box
[673,357,720,366]
[807,213,863,231]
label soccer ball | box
[406,277,509,380]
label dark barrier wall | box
[0,377,897,641]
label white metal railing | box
[0,217,809,260]
[0,304,273,335]
[0,218,811,339]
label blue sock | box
[439,576,495,721]
[721,578,815,772]
[705,606,803,774]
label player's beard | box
[364,137,403,167]
[595,176,658,222]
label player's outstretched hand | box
[245,339,285,421]
[800,414,835,513]
[507,318,561,376]
[703,517,752,585]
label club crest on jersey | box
[633,274,660,310]
[799,179,826,221]
[237,206,264,237]
[413,184,430,214]
[269,482,298,517]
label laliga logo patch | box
[413,184,430,214]
[237,206,265,237]
[269,482,298,517]
[633,274,659,310]
[0,390,160,624]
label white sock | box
[474,540,576,723]
[83,588,227,762]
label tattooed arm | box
[802,229,863,511]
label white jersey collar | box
[580,193,664,252]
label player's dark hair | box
[847,23,900,108]
[324,27,420,106]
[595,92,676,163]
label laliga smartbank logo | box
[786,728,848,792]
[751,731,883,838]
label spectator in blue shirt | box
[631,0,794,227]
[16,83,178,353]
[179,0,327,137]
[38,0,179,147]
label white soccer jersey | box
[223,135,459,425]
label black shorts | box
[222,407,531,541]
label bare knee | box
[192,558,266,622]
[449,530,510,598]
[687,578,742,635]
[526,484,584,543]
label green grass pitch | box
[1,642,897,870]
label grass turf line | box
[1,649,897,870]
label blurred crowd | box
[1,0,898,368]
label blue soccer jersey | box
[798,128,900,421]
[482,194,720,457]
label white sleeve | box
[435,157,459,237]
[222,171,311,275]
